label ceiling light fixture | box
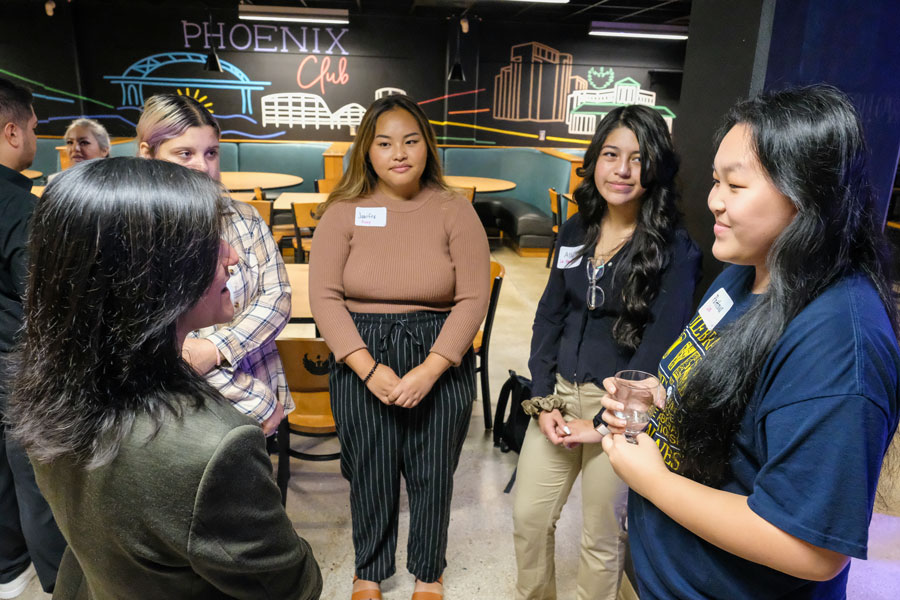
[205,48,223,72]
[448,17,466,82]
[590,21,688,40]
[238,5,350,25]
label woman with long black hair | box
[513,105,701,600]
[591,85,900,598]
[7,157,322,599]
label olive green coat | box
[32,397,322,599]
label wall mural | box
[2,7,682,148]
[487,42,675,140]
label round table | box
[23,169,42,179]
[220,171,303,192]
[444,175,516,193]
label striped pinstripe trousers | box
[330,312,475,583]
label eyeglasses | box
[586,257,607,310]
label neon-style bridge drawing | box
[104,53,271,115]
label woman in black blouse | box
[512,105,701,600]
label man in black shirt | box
[0,76,65,597]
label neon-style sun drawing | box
[176,88,214,113]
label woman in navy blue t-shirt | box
[577,86,900,598]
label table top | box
[277,322,318,339]
[285,263,312,322]
[31,185,44,197]
[273,192,328,211]
[23,169,42,179]
[220,171,303,192]
[444,175,516,193]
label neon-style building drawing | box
[565,77,676,135]
[493,42,573,123]
[260,92,365,130]
[375,87,407,99]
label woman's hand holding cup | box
[607,370,663,444]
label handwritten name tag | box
[556,245,584,269]
[699,287,734,330]
[355,207,387,227]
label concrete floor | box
[16,245,900,599]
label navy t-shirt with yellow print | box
[630,265,900,600]
[646,265,756,473]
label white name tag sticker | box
[355,207,387,227]
[556,245,584,269]
[698,287,734,331]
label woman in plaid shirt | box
[136,93,293,434]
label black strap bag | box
[493,370,532,492]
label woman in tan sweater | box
[309,95,490,600]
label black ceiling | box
[13,1,691,25]
[248,0,692,25]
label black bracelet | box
[592,407,606,430]
[363,361,380,384]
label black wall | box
[0,0,686,147]
[674,0,773,293]
[676,0,900,294]
[764,0,900,221]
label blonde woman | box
[64,118,109,164]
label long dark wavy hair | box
[573,105,682,350]
[7,157,226,469]
[677,85,899,486]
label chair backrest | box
[275,338,330,393]
[490,260,505,286]
[482,260,505,354]
[565,195,579,220]
[238,199,272,227]
[292,202,320,230]
[548,187,562,229]
[451,186,476,202]
[315,177,341,194]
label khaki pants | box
[513,375,628,600]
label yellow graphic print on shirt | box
[649,310,723,471]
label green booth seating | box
[32,138,63,179]
[219,142,239,173]
[108,140,138,158]
[237,142,330,194]
[443,147,571,249]
[29,140,328,200]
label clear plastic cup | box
[613,370,663,444]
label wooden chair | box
[234,189,293,249]
[564,193,579,221]
[291,202,320,263]
[475,260,505,430]
[546,188,562,267]
[229,191,256,202]
[314,177,340,194]
[274,337,339,506]
[451,186,476,203]
[239,199,272,228]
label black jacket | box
[0,164,36,402]
[528,213,701,397]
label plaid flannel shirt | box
[190,199,294,421]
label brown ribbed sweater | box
[308,185,491,364]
